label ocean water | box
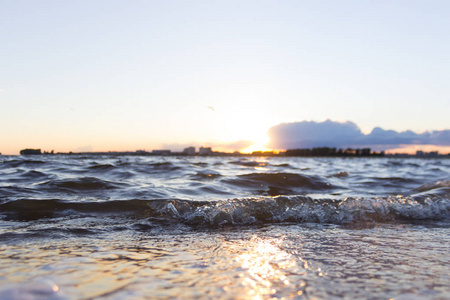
[0,155,449,299]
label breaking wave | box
[1,192,448,226]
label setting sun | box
[240,143,272,154]
[240,135,272,153]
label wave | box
[147,162,181,171]
[223,172,335,196]
[414,180,450,192]
[141,194,450,226]
[0,159,47,168]
[190,171,222,180]
[229,160,269,167]
[3,170,52,184]
[1,193,448,226]
[37,177,129,192]
[87,163,117,171]
[228,160,294,169]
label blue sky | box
[1,1,449,154]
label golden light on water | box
[235,237,303,298]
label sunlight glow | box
[240,135,272,154]
[240,143,272,154]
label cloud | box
[267,120,450,150]
[267,120,364,149]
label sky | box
[1,0,449,155]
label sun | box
[241,143,272,154]
[240,135,272,154]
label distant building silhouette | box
[183,147,196,155]
[199,147,212,155]
[151,150,171,156]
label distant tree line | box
[19,147,385,157]
[284,147,384,157]
[20,149,42,155]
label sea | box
[0,155,449,299]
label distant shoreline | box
[13,147,449,158]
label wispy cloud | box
[267,120,450,150]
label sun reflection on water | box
[234,236,308,299]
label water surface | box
[0,155,449,299]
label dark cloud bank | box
[267,120,450,150]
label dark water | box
[0,155,449,299]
